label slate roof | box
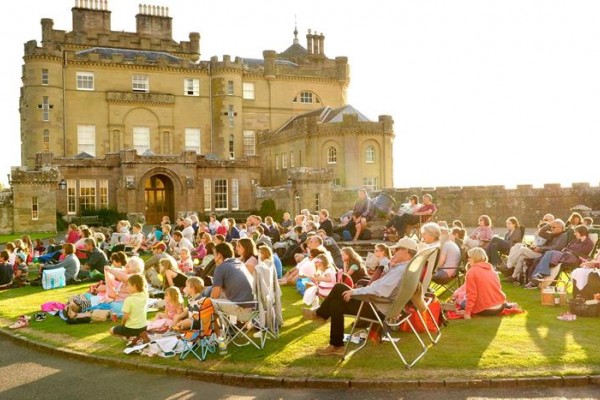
[276,105,371,132]
[76,47,183,62]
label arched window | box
[293,91,321,104]
[366,145,375,163]
[327,146,337,164]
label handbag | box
[42,267,66,290]
[91,309,110,322]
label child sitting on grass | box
[0,250,14,289]
[109,274,148,340]
[151,286,184,330]
[13,252,29,287]
[171,276,205,331]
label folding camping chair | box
[342,246,438,369]
[541,232,599,289]
[213,299,262,349]
[178,297,218,361]
[415,246,443,345]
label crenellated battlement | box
[31,1,200,61]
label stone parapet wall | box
[376,183,600,228]
[257,183,600,228]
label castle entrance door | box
[144,174,174,225]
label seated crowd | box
[2,192,599,358]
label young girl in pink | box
[147,286,184,332]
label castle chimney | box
[136,3,172,40]
[306,29,313,55]
[319,34,325,55]
[72,0,111,33]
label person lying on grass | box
[109,274,148,341]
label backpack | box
[191,297,215,337]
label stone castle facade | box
[10,0,394,231]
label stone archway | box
[144,174,174,224]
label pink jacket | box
[465,261,506,316]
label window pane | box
[203,179,211,212]
[76,72,94,90]
[99,179,109,208]
[79,179,96,211]
[42,96,50,122]
[31,197,39,220]
[228,134,234,159]
[231,179,239,210]
[290,152,295,168]
[300,91,313,103]
[67,179,77,215]
[242,82,255,100]
[282,153,287,169]
[41,69,49,85]
[366,146,375,163]
[43,130,50,152]
[185,128,201,153]
[243,130,255,156]
[327,147,337,164]
[77,125,96,157]
[227,80,234,95]
[215,179,228,210]
[132,75,149,92]
[184,78,199,96]
[133,126,150,154]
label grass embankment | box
[0,281,598,381]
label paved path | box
[1,336,599,400]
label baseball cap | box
[16,252,27,262]
[388,237,418,252]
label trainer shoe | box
[315,345,345,356]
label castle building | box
[14,0,394,230]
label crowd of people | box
[2,190,599,356]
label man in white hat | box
[303,237,419,356]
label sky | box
[2,0,600,189]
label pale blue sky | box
[3,0,599,188]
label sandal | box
[9,317,29,329]
[34,312,46,322]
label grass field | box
[0,279,598,380]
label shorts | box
[112,324,147,337]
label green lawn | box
[0,232,57,245]
[0,281,598,380]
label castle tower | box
[210,55,244,160]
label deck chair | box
[542,232,599,289]
[430,262,465,300]
[213,298,262,350]
[415,246,442,344]
[179,297,218,361]
[342,246,438,369]
[406,211,437,240]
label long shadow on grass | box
[283,314,503,379]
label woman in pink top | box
[461,247,506,319]
[463,215,494,251]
